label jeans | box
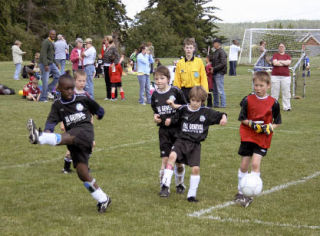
[137,74,151,104]
[213,73,226,107]
[229,61,237,76]
[39,63,61,101]
[56,59,66,75]
[271,75,291,110]
[84,64,95,99]
[14,63,21,80]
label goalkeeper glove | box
[248,120,263,133]
[262,123,273,135]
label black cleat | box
[27,119,40,144]
[176,184,186,194]
[234,193,245,203]
[187,197,199,202]
[241,196,253,208]
[97,196,112,213]
[159,185,170,197]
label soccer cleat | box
[27,119,40,144]
[62,168,72,174]
[240,196,253,208]
[187,197,199,202]
[234,193,245,203]
[159,185,170,197]
[176,184,186,194]
[97,196,112,213]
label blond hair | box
[189,86,208,103]
[253,71,271,85]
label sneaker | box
[47,92,54,100]
[176,184,186,194]
[27,119,40,144]
[234,193,245,203]
[104,98,110,101]
[187,197,199,202]
[241,196,253,208]
[111,98,117,101]
[62,168,72,174]
[159,185,170,197]
[97,196,112,213]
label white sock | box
[159,169,164,185]
[91,188,108,203]
[251,171,261,177]
[174,164,185,186]
[187,175,200,198]
[38,133,61,146]
[238,169,248,194]
[162,169,173,188]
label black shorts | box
[66,127,94,168]
[238,141,268,157]
[111,82,122,87]
[159,127,177,158]
[171,139,201,167]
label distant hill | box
[216,20,320,44]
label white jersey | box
[229,44,240,61]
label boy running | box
[160,86,227,202]
[235,71,281,207]
[27,73,111,213]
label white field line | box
[202,215,320,230]
[188,171,320,218]
[0,139,156,170]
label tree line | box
[0,0,222,60]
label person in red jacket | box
[234,71,282,208]
[70,38,84,74]
[109,63,125,100]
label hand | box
[219,114,227,126]
[153,114,162,124]
[166,99,174,107]
[165,118,171,126]
[210,67,214,73]
[248,120,263,133]
[45,65,49,72]
[262,123,273,135]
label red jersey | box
[239,94,281,149]
[27,86,40,97]
[271,53,291,76]
[205,63,213,90]
[109,64,123,83]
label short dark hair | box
[189,86,207,103]
[58,71,73,87]
[253,71,271,85]
[154,65,170,81]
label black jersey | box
[171,104,226,143]
[151,86,187,126]
[45,94,104,132]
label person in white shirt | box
[12,40,26,80]
[81,38,97,99]
[229,40,240,76]
[54,34,69,74]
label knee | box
[251,162,260,172]
[191,166,200,175]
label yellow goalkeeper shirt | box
[174,56,208,92]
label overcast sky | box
[122,0,320,23]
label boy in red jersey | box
[235,71,281,207]
[109,63,125,100]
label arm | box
[44,103,60,132]
[212,50,227,72]
[87,98,105,120]
[173,61,182,88]
[166,99,182,110]
[40,41,49,66]
[70,49,79,63]
[199,62,209,92]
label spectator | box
[130,49,138,72]
[26,78,41,102]
[254,41,271,72]
[12,40,26,80]
[54,34,69,74]
[39,29,61,102]
[70,38,84,74]
[81,38,96,99]
[229,40,240,76]
[147,42,155,74]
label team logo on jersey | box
[199,115,206,122]
[194,71,199,78]
[183,116,189,120]
[76,103,84,111]
[169,95,176,102]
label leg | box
[187,166,200,202]
[137,75,146,104]
[111,86,115,99]
[213,75,219,107]
[84,65,95,99]
[60,59,66,75]
[48,63,61,93]
[271,76,280,100]
[63,150,72,174]
[174,163,186,193]
[103,66,110,99]
[14,63,21,80]
[159,151,177,197]
[216,74,226,107]
[281,76,291,110]
[145,75,151,104]
[251,153,262,174]
[39,63,50,101]
[160,157,168,186]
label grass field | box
[1,60,320,236]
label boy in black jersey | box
[27,73,111,213]
[160,86,227,202]
[151,66,187,193]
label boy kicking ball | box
[235,71,281,207]
[160,86,227,202]
[27,73,111,213]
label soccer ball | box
[240,173,263,197]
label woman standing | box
[70,38,84,74]
[271,43,292,111]
[103,35,120,100]
[137,45,154,105]
[12,40,26,80]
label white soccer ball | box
[240,173,263,197]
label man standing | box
[174,38,208,101]
[82,38,96,99]
[210,38,227,108]
[229,40,240,76]
[54,34,68,75]
[39,30,61,102]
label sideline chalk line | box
[188,171,320,218]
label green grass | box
[0,60,320,235]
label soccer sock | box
[64,157,72,171]
[162,169,173,188]
[159,169,164,185]
[174,164,185,186]
[84,178,108,203]
[38,133,61,146]
[238,169,248,194]
[187,175,200,198]
[251,171,260,177]
[111,92,115,99]
[120,91,125,99]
